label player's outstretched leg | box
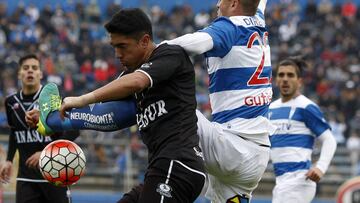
[47,99,137,132]
[37,83,137,136]
[37,83,61,135]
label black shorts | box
[118,158,206,203]
[16,181,68,203]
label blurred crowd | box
[0,0,359,181]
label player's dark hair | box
[242,0,261,15]
[18,54,40,67]
[276,56,308,78]
[104,8,153,40]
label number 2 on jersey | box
[246,31,271,86]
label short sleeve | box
[304,104,331,137]
[136,48,183,87]
[199,17,238,58]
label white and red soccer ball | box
[39,140,86,187]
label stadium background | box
[0,0,359,202]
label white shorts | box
[196,110,270,202]
[272,171,316,203]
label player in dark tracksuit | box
[57,8,206,203]
[0,54,78,203]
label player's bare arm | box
[59,71,150,119]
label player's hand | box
[0,161,12,184]
[25,109,40,128]
[25,151,41,169]
[60,93,96,119]
[305,167,324,182]
[59,96,84,119]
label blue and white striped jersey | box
[269,95,331,177]
[199,9,274,143]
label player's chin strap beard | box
[144,42,156,62]
[133,42,156,71]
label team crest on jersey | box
[156,183,172,198]
[141,62,152,69]
[14,103,19,109]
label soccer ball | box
[39,139,86,187]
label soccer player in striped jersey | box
[164,0,276,202]
[269,57,337,203]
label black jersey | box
[5,87,78,180]
[134,44,200,165]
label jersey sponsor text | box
[244,92,272,106]
[136,100,168,130]
[15,130,52,143]
[70,112,114,125]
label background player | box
[0,54,78,203]
[269,56,337,203]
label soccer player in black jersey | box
[0,54,78,203]
[57,8,206,203]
